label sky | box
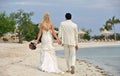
[0,0,120,35]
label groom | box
[58,13,78,74]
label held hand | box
[34,40,38,45]
[59,41,62,45]
[58,40,62,45]
[57,39,62,45]
[75,45,78,51]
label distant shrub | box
[11,36,15,40]
[2,38,8,41]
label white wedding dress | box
[39,30,63,74]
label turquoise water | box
[56,45,120,76]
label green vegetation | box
[100,16,120,41]
[106,16,120,40]
[2,38,8,42]
[10,9,35,43]
[0,12,16,37]
[80,29,92,41]
[0,10,39,43]
[0,10,120,43]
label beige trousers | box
[64,45,76,70]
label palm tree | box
[106,16,120,41]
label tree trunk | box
[18,32,23,43]
[113,25,116,41]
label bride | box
[34,12,64,74]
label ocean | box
[56,45,120,76]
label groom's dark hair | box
[65,13,72,20]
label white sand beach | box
[0,41,120,76]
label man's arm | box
[75,25,78,45]
[74,25,78,50]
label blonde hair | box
[42,12,52,31]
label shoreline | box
[78,41,120,48]
[76,59,108,76]
[0,41,120,76]
[54,41,120,51]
